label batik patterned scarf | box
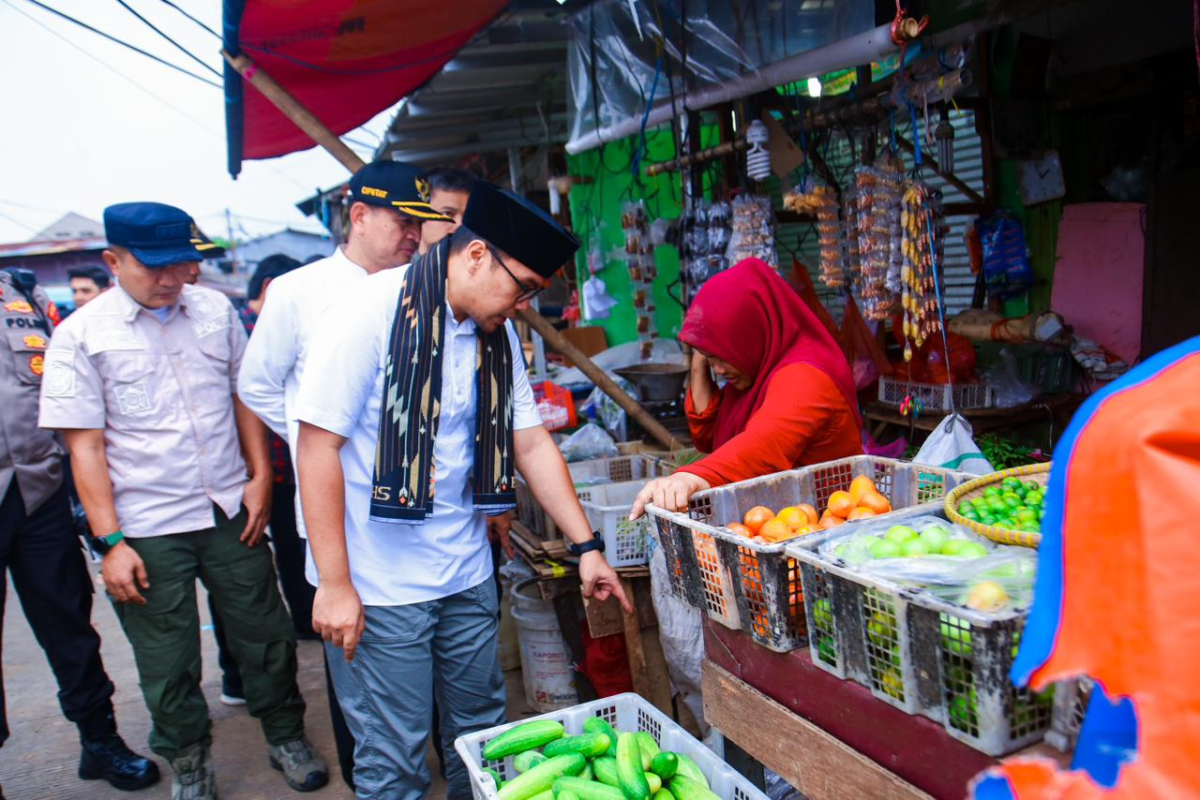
[370,239,516,523]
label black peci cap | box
[461,181,580,278]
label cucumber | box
[583,717,620,758]
[514,751,548,774]
[592,757,619,787]
[635,732,661,771]
[579,763,593,782]
[616,732,652,800]
[672,754,708,788]
[529,792,555,800]
[652,791,675,800]
[558,793,581,800]
[649,753,678,780]
[498,753,586,800]
[484,720,566,761]
[484,767,504,790]
[668,777,720,800]
[551,776,625,800]
[645,772,663,794]
[543,733,611,759]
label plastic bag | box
[985,348,1039,408]
[816,516,1039,611]
[913,413,994,475]
[558,423,618,463]
[580,375,639,443]
[648,544,708,737]
[551,339,685,388]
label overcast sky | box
[0,0,396,243]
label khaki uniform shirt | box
[38,283,249,538]
[0,272,63,514]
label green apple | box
[870,538,902,559]
[884,525,918,543]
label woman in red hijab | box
[632,258,862,515]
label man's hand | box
[630,472,711,520]
[579,551,633,614]
[102,541,149,605]
[313,579,365,661]
[487,512,516,559]
[240,474,273,546]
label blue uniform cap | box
[349,161,452,222]
[103,202,205,268]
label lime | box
[1017,509,1037,523]
[963,510,980,522]
[870,538,902,559]
[979,514,995,525]
[940,539,969,556]
[867,612,896,647]
[1002,493,1022,508]
[984,486,1001,498]
[1024,480,1040,493]
[902,539,931,557]
[957,501,973,515]
[956,542,988,559]
[812,598,833,629]
[817,636,837,664]
[940,617,974,656]
[994,519,1012,530]
[880,669,904,700]
[884,525,918,543]
[919,526,951,552]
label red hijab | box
[679,258,861,449]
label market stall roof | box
[222,0,511,178]
[372,0,574,167]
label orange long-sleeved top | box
[678,363,863,488]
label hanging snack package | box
[854,150,905,320]
[899,178,948,362]
[976,212,1033,299]
[727,194,778,267]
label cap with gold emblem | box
[349,161,452,221]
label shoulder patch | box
[43,348,76,398]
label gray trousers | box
[327,580,506,799]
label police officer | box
[39,202,327,800]
[0,268,158,792]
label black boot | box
[78,709,160,791]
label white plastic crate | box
[878,377,994,411]
[455,693,767,800]
[580,480,655,567]
[516,455,670,542]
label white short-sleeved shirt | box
[38,284,248,537]
[237,246,371,537]
[296,266,542,606]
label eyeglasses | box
[488,246,544,303]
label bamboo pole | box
[520,310,685,451]
[222,50,683,451]
[222,50,366,173]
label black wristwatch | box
[568,531,606,557]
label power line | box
[156,0,218,39]
[19,0,222,88]
[0,198,68,214]
[3,0,219,134]
[113,0,220,77]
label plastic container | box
[785,518,1056,756]
[579,480,656,568]
[648,457,971,652]
[511,578,578,713]
[879,377,994,411]
[455,693,768,800]
[515,454,669,542]
[498,560,534,673]
[1046,676,1093,753]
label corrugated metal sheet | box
[773,110,984,321]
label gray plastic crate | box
[786,517,1056,756]
[650,457,971,653]
[516,454,669,541]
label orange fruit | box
[726,522,753,538]
[793,525,814,536]
[776,507,808,531]
[743,506,776,535]
[819,511,846,529]
[826,491,855,519]
[847,507,877,521]
[798,503,819,525]
[759,518,793,543]
[849,475,877,505]
[858,489,893,514]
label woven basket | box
[944,463,1052,548]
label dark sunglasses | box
[488,246,543,303]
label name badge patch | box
[86,327,143,355]
[43,348,76,397]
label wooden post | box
[222,50,366,174]
[520,309,684,452]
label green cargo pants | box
[112,504,306,760]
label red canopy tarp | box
[223,0,508,177]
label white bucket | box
[497,561,532,673]
[511,578,578,712]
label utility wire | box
[113,0,220,77]
[20,0,222,88]
[4,0,219,132]
[156,0,218,39]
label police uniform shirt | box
[294,266,542,606]
[0,272,64,514]
[38,283,249,538]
